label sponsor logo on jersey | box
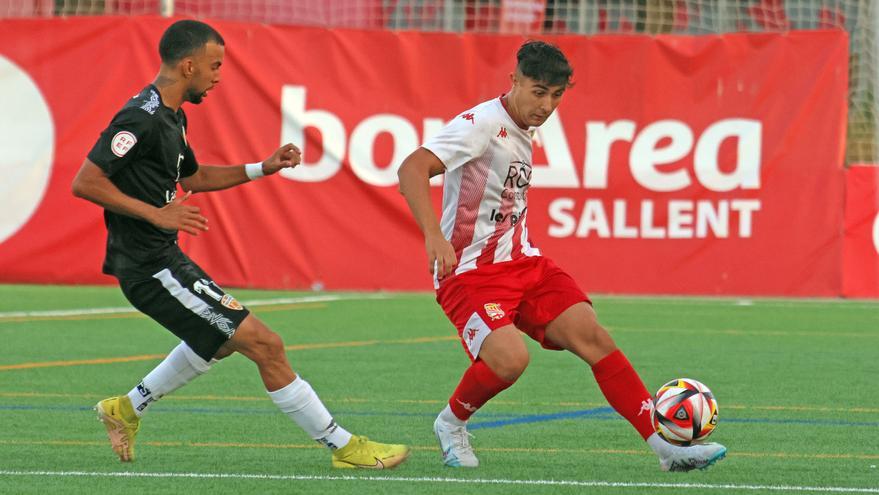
[141,89,160,114]
[488,207,527,226]
[221,294,243,311]
[110,131,137,157]
[483,303,504,320]
[504,160,532,188]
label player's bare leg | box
[434,325,526,467]
[545,303,727,471]
[478,326,531,382]
[224,315,409,469]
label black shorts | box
[118,251,250,361]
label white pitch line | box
[0,471,876,493]
[0,294,390,319]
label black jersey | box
[87,85,199,279]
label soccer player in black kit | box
[72,20,409,469]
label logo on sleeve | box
[110,131,137,157]
[461,113,475,124]
[140,89,160,114]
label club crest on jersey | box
[110,131,137,157]
[221,294,243,311]
[484,303,504,321]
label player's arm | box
[71,159,208,236]
[397,147,457,278]
[180,143,301,192]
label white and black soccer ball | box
[651,378,719,446]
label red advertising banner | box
[843,165,879,298]
[0,18,849,295]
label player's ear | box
[180,58,195,78]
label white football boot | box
[434,415,479,467]
[657,440,727,472]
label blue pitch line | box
[469,407,616,429]
[1,404,878,429]
[722,417,879,427]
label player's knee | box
[245,327,285,365]
[259,329,285,356]
[491,348,529,382]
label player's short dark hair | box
[159,20,225,65]
[516,40,573,87]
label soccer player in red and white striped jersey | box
[397,40,726,472]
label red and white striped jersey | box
[422,96,541,287]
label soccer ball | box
[651,378,718,446]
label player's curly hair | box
[159,20,225,65]
[516,40,573,88]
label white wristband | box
[245,162,265,180]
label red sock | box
[448,359,515,421]
[591,349,656,440]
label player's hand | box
[260,143,302,175]
[426,232,457,279]
[152,191,208,236]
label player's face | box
[510,74,567,127]
[185,42,224,105]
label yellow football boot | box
[95,396,141,462]
[331,435,410,469]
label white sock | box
[127,341,212,417]
[438,404,466,426]
[268,377,352,450]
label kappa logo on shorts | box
[221,294,243,311]
[484,303,505,321]
[465,328,479,345]
[455,398,478,413]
